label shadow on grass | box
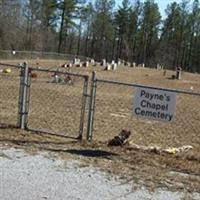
[0,124,79,146]
[0,124,118,159]
[26,128,80,140]
[0,123,18,129]
[0,124,80,141]
[0,139,117,159]
[59,149,117,158]
[42,148,118,159]
[0,138,78,146]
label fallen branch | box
[127,141,193,155]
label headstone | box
[131,62,136,67]
[74,58,80,65]
[76,62,82,67]
[157,64,163,70]
[176,67,182,80]
[61,63,67,68]
[90,59,95,66]
[68,63,73,68]
[83,61,89,67]
[117,60,121,66]
[112,63,117,70]
[53,74,59,83]
[104,63,111,71]
[101,59,106,67]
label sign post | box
[134,88,176,122]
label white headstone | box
[102,59,106,67]
[74,58,80,65]
[157,64,161,70]
[131,62,136,67]
[54,75,59,83]
[112,63,117,70]
[68,63,73,68]
[90,59,95,66]
[176,67,182,80]
[105,64,111,71]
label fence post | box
[17,65,25,127]
[24,68,31,128]
[19,62,29,129]
[78,76,89,140]
[87,71,97,141]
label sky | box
[115,0,182,18]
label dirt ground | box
[0,59,200,194]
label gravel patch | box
[0,147,199,200]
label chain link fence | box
[87,77,200,148]
[0,50,88,61]
[0,61,89,139]
[26,68,89,139]
[0,60,200,143]
[0,63,22,127]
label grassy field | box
[0,59,200,193]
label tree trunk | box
[58,4,65,53]
[76,21,82,56]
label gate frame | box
[24,67,89,140]
[0,62,24,128]
[86,74,200,141]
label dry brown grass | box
[0,59,200,193]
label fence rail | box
[0,62,89,139]
[0,50,89,61]
[87,74,200,144]
[0,61,200,144]
[0,62,22,69]
[26,68,89,139]
[96,78,200,96]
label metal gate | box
[24,67,89,139]
[87,72,200,143]
[0,63,23,127]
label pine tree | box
[90,0,115,60]
[41,0,58,51]
[138,0,161,66]
[115,0,131,60]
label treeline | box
[0,0,200,72]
